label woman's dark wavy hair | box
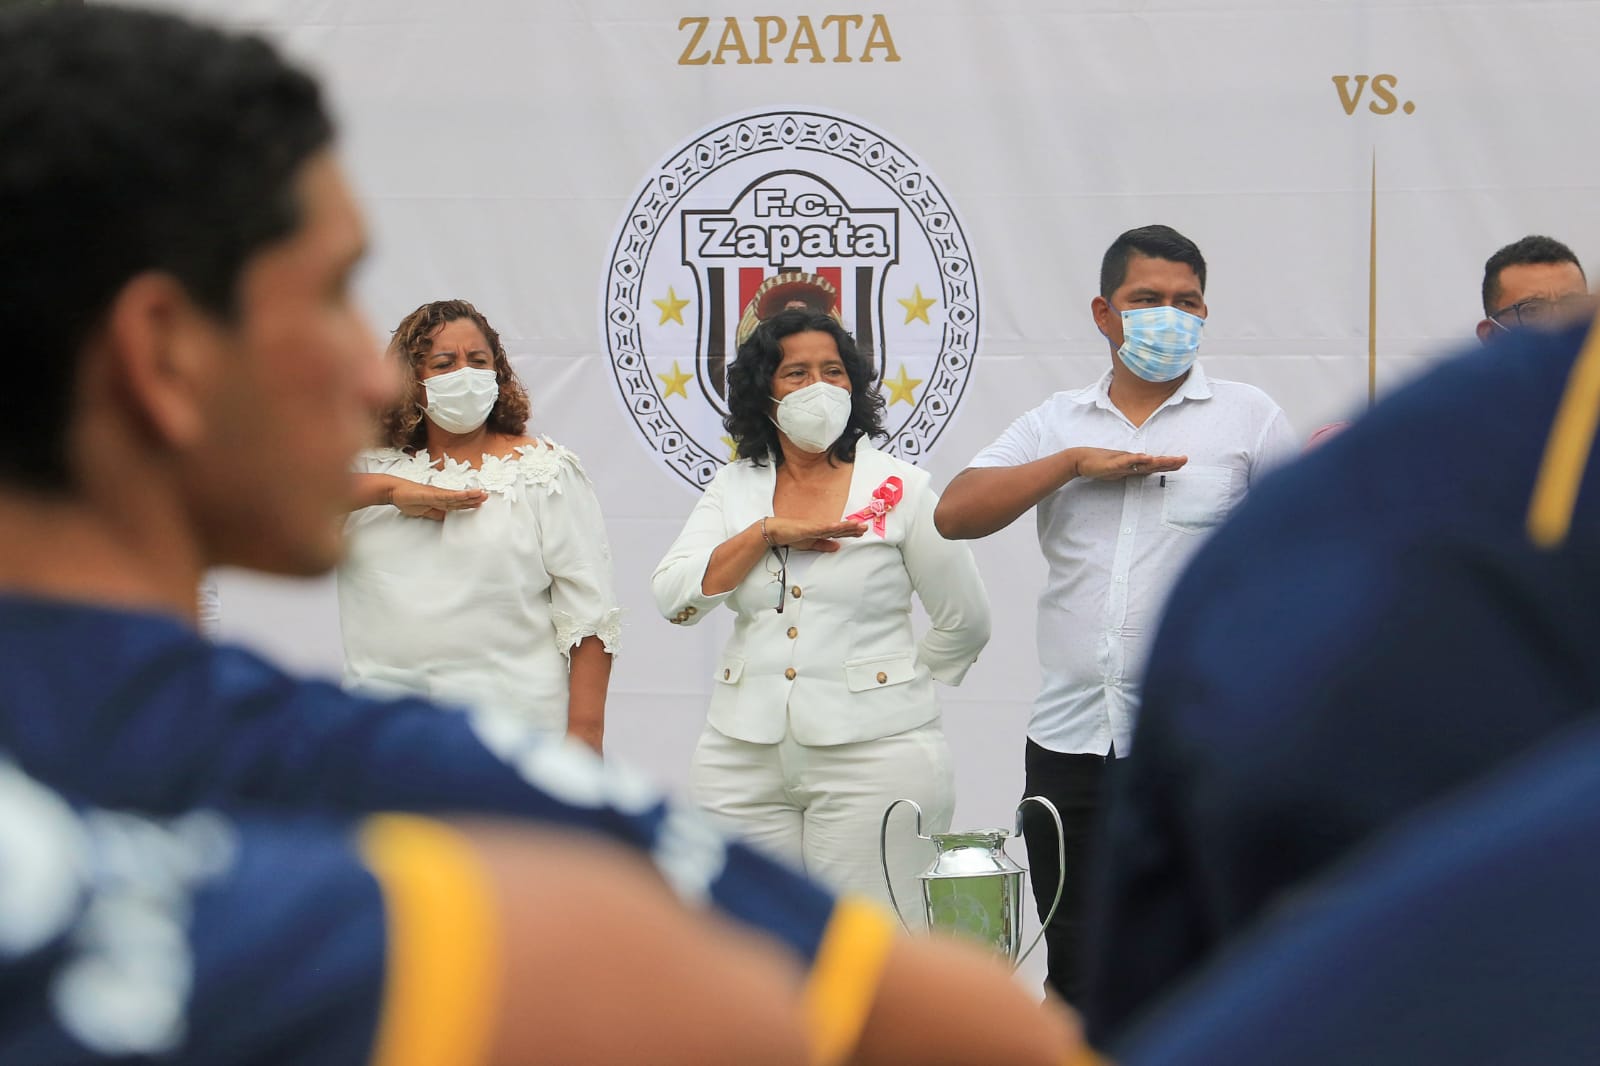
[723,309,886,466]
[379,299,531,451]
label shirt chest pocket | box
[1160,464,1235,535]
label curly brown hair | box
[379,299,531,451]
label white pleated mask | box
[423,367,499,434]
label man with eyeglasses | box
[1476,234,1590,344]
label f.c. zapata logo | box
[602,109,980,490]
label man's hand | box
[1074,448,1187,482]
[936,447,1189,540]
[391,482,488,520]
[761,516,871,553]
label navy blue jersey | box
[0,594,845,968]
[1084,319,1600,1040]
[0,761,385,1065]
[1116,718,1600,1066]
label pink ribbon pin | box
[845,476,904,537]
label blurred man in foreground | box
[0,5,1079,1063]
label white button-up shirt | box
[969,364,1296,756]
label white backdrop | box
[153,0,1600,979]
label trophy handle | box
[879,798,928,933]
[1012,795,1066,969]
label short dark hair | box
[0,4,333,491]
[723,309,886,467]
[1481,235,1584,315]
[1100,225,1208,297]
[380,300,531,451]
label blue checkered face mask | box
[1115,305,1205,382]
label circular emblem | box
[601,109,981,490]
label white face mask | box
[423,366,499,434]
[771,380,853,453]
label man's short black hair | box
[1482,235,1585,316]
[0,4,333,492]
[1100,225,1207,298]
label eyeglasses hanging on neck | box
[765,545,790,614]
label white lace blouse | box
[337,438,620,732]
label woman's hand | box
[391,481,488,520]
[697,515,870,598]
[762,516,870,553]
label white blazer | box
[652,444,991,747]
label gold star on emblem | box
[884,364,923,407]
[653,286,691,326]
[897,284,937,325]
[720,435,739,461]
[657,360,692,400]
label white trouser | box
[689,721,954,922]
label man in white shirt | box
[935,224,1296,1004]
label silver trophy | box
[879,796,1065,967]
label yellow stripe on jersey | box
[360,815,501,1066]
[1528,315,1600,547]
[802,896,897,1066]
[1063,1047,1114,1066]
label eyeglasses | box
[1489,293,1593,329]
[766,546,790,614]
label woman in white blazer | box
[652,309,991,913]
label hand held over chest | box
[1072,447,1188,482]
[763,515,869,553]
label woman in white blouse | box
[652,309,991,911]
[339,299,618,752]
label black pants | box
[1020,739,1111,1006]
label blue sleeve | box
[202,659,839,963]
[0,760,892,1066]
[1,613,837,966]
[0,765,384,1066]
